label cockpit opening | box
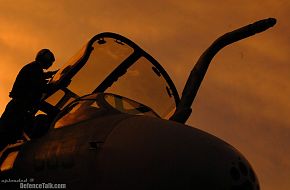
[53,93,160,129]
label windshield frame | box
[93,33,180,106]
[46,32,180,118]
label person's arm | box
[43,70,58,79]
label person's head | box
[35,49,55,69]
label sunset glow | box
[0,1,289,189]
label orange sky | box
[0,1,289,189]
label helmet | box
[35,49,55,63]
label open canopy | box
[46,32,180,119]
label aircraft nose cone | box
[98,116,259,190]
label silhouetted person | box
[0,49,57,150]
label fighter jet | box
[0,18,276,190]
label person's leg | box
[0,99,27,147]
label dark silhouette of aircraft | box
[0,18,276,190]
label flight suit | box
[0,61,55,150]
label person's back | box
[10,61,45,105]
